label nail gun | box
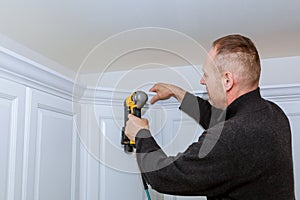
[121,91,148,152]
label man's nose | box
[200,76,206,85]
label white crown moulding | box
[1,46,300,106]
[0,47,75,100]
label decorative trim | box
[1,47,300,105]
[71,114,78,200]
[33,109,43,200]
[260,84,300,102]
[37,103,74,117]
[7,97,18,200]
[78,84,300,107]
[287,112,300,117]
[33,105,76,200]
[0,47,75,100]
[22,88,32,200]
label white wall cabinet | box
[0,76,79,200]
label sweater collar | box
[225,87,262,120]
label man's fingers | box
[141,118,149,124]
[128,114,141,121]
[150,95,159,104]
[127,114,149,127]
[149,82,164,92]
[128,114,138,120]
[128,113,133,118]
[149,85,157,93]
[149,83,173,104]
[149,84,161,104]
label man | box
[125,34,295,199]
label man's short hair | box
[212,34,261,87]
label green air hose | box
[145,188,151,200]
[142,176,151,200]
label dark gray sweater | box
[135,88,295,199]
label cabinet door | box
[23,89,79,200]
[0,78,26,200]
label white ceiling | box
[1,0,300,78]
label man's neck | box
[226,85,259,106]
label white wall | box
[260,56,300,86]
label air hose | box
[142,176,151,200]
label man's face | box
[200,48,227,109]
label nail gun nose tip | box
[134,91,148,109]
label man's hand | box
[149,83,186,104]
[125,114,149,142]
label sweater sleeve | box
[135,128,235,197]
[180,92,223,129]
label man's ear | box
[223,72,233,91]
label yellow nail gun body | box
[121,91,148,152]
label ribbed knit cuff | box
[136,128,152,139]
